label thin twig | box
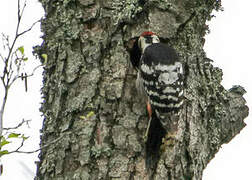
[8,132,69,154]
[3,119,31,131]
[9,64,42,87]
[7,128,88,155]
[0,0,43,153]
[17,20,40,37]
[0,0,41,135]
[15,136,26,152]
[20,0,27,20]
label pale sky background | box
[0,0,251,179]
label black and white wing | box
[137,43,184,115]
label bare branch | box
[3,119,31,131]
[3,0,31,81]
[15,136,26,152]
[9,64,42,87]
[17,0,21,20]
[16,0,26,36]
[17,20,40,37]
[20,0,27,19]
[25,64,43,78]
[7,128,87,155]
[8,132,68,154]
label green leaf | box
[79,115,86,120]
[41,54,48,64]
[0,139,10,147]
[18,46,24,55]
[0,150,9,157]
[87,111,95,118]
[8,133,20,138]
[23,57,28,61]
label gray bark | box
[36,0,248,179]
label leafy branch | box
[0,0,42,158]
[0,133,29,157]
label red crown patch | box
[140,31,156,37]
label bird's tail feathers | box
[145,111,166,172]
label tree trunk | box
[36,0,248,179]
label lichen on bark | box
[36,0,248,179]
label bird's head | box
[138,31,160,53]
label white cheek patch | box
[140,39,151,53]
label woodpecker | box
[131,32,184,137]
[126,31,184,170]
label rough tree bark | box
[36,0,248,179]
